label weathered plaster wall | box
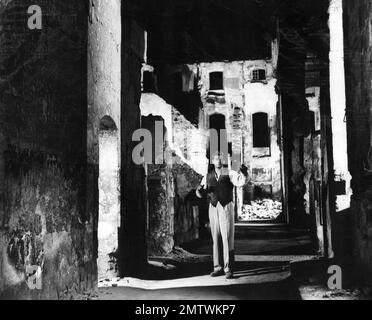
[140,114,175,256]
[146,163,175,255]
[140,93,203,252]
[140,92,208,176]
[145,158,201,254]
[97,129,120,280]
[242,66,281,201]
[140,92,207,175]
[172,108,208,176]
[0,0,95,299]
[172,159,202,245]
[344,0,372,284]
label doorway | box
[98,116,120,281]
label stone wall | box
[0,0,95,299]
[141,114,175,256]
[145,158,202,255]
[344,0,372,284]
[140,93,204,254]
[172,159,203,245]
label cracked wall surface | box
[0,0,96,299]
[140,94,203,254]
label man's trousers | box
[209,201,235,273]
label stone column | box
[88,0,121,136]
[88,0,122,280]
[328,0,353,212]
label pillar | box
[88,0,122,280]
[328,0,353,212]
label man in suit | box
[196,152,248,279]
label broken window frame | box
[251,68,267,82]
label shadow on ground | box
[145,258,290,281]
[99,279,301,300]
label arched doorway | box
[98,116,120,281]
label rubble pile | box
[239,199,282,221]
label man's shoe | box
[210,270,224,277]
[225,271,234,279]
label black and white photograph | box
[0,0,371,306]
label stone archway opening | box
[98,116,120,281]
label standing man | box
[196,152,248,279]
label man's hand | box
[196,184,205,199]
[240,164,248,176]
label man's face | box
[212,154,222,168]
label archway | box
[98,116,120,281]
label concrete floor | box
[97,228,319,300]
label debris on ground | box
[299,285,372,300]
[163,246,211,263]
[239,199,282,221]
